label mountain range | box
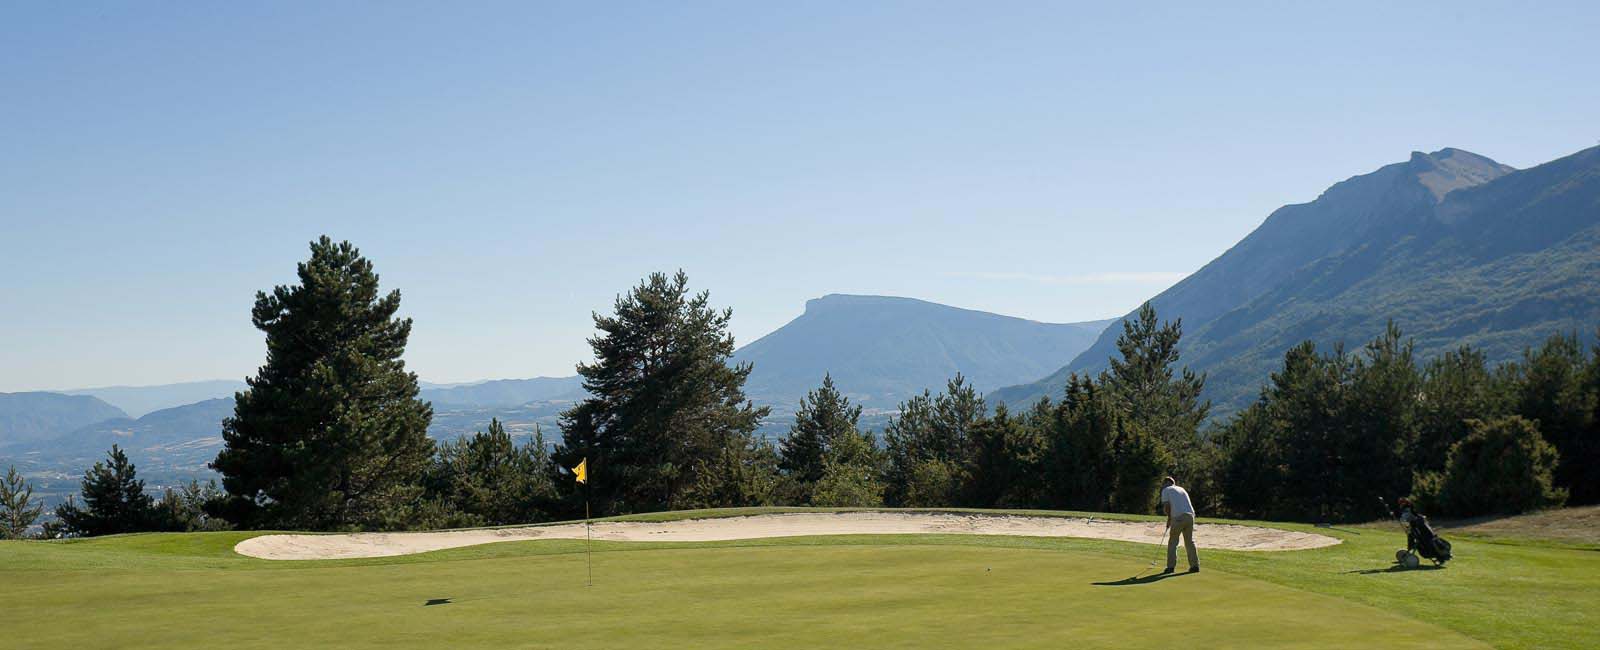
[994,145,1600,412]
[6,143,1598,479]
[0,295,1106,467]
[733,294,1111,409]
[62,380,247,418]
[419,377,586,408]
[0,392,128,448]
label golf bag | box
[1404,512,1452,565]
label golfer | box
[1160,476,1199,573]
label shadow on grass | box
[1092,571,1195,586]
[423,598,453,606]
[1344,564,1447,575]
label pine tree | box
[1109,420,1171,514]
[427,420,559,526]
[211,236,435,530]
[151,481,229,532]
[780,374,863,487]
[883,375,984,506]
[1,465,44,539]
[553,271,770,513]
[1267,341,1351,520]
[1100,303,1210,451]
[965,404,1014,507]
[1414,346,1504,474]
[1341,322,1422,517]
[1214,398,1283,519]
[1508,332,1598,503]
[1098,303,1212,506]
[1042,375,1127,512]
[55,445,155,537]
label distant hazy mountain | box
[63,380,247,418]
[10,394,569,476]
[420,376,586,408]
[0,392,126,448]
[995,146,1600,413]
[59,397,235,460]
[733,294,1112,409]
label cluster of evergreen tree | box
[1214,325,1597,521]
[869,304,1204,514]
[47,446,228,537]
[777,375,883,507]
[766,304,1207,516]
[419,419,560,528]
[31,238,1595,537]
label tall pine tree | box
[211,237,435,530]
[1,465,44,539]
[779,374,863,487]
[54,445,155,537]
[1098,303,1212,508]
[554,271,770,514]
[1100,303,1210,450]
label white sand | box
[234,512,1340,560]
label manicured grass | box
[5,508,1596,649]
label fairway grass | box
[6,509,1596,649]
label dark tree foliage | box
[677,434,782,510]
[1098,302,1215,509]
[883,375,984,506]
[1034,375,1171,514]
[1507,333,1598,503]
[1414,346,1507,475]
[553,271,770,514]
[964,404,1034,507]
[779,374,862,487]
[1587,331,1600,502]
[1233,329,1421,521]
[1109,421,1171,514]
[1340,322,1420,515]
[810,425,885,507]
[1042,376,1117,511]
[151,481,230,533]
[1212,325,1600,521]
[1214,398,1284,519]
[425,420,559,526]
[1268,341,1353,520]
[211,237,435,531]
[1437,416,1566,516]
[1101,303,1210,445]
[1,465,44,539]
[54,445,155,537]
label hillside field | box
[6,508,1596,649]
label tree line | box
[3,237,1594,538]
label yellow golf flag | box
[572,459,587,484]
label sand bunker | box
[234,512,1339,560]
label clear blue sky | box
[3,2,1597,392]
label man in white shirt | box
[1160,476,1199,573]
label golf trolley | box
[1379,497,1452,568]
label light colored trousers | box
[1168,512,1199,570]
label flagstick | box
[584,483,592,587]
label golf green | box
[11,536,1486,649]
